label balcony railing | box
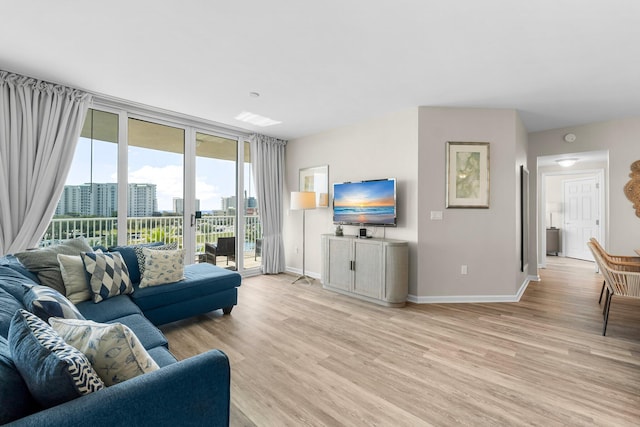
[42,215,262,260]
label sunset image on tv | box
[333,179,396,225]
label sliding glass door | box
[46,106,258,274]
[127,118,185,249]
[194,132,237,269]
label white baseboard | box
[407,275,538,304]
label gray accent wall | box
[286,106,532,302]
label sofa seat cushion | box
[131,263,241,312]
[147,346,178,368]
[0,335,39,423]
[75,294,142,323]
[106,314,168,350]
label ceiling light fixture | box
[556,158,578,167]
[234,111,282,127]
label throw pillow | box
[57,253,92,304]
[134,242,178,279]
[0,335,38,424]
[23,285,85,322]
[139,248,185,288]
[81,252,134,303]
[9,309,104,408]
[49,318,159,386]
[15,238,93,295]
[107,242,163,284]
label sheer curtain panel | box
[250,133,287,274]
[0,71,92,256]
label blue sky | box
[66,138,252,211]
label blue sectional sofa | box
[0,243,241,426]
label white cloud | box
[128,165,223,211]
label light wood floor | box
[161,257,640,426]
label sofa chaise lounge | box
[0,239,241,426]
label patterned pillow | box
[50,318,159,386]
[57,253,93,304]
[8,309,104,408]
[134,242,178,279]
[23,285,85,322]
[81,252,134,303]
[139,248,185,288]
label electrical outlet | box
[461,265,468,275]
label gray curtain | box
[250,133,287,274]
[0,71,92,256]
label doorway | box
[538,150,608,268]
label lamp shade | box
[291,191,316,210]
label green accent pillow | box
[15,238,93,295]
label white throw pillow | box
[57,254,92,304]
[49,318,159,386]
[139,248,185,288]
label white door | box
[563,177,600,260]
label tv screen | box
[333,179,397,226]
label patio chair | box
[204,237,236,266]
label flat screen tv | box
[333,178,397,226]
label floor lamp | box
[290,191,316,284]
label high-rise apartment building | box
[173,198,200,214]
[56,183,157,217]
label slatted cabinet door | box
[353,239,383,298]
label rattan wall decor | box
[624,160,640,217]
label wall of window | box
[46,101,260,274]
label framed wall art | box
[299,165,329,208]
[446,142,490,208]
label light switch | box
[430,211,443,220]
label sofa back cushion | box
[9,309,104,408]
[108,242,163,284]
[15,238,93,295]
[0,287,25,338]
[0,335,38,424]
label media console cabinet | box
[321,234,408,307]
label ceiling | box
[2,1,640,140]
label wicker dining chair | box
[589,238,640,304]
[588,241,640,335]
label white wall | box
[529,117,640,255]
[417,107,530,301]
[285,108,419,292]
